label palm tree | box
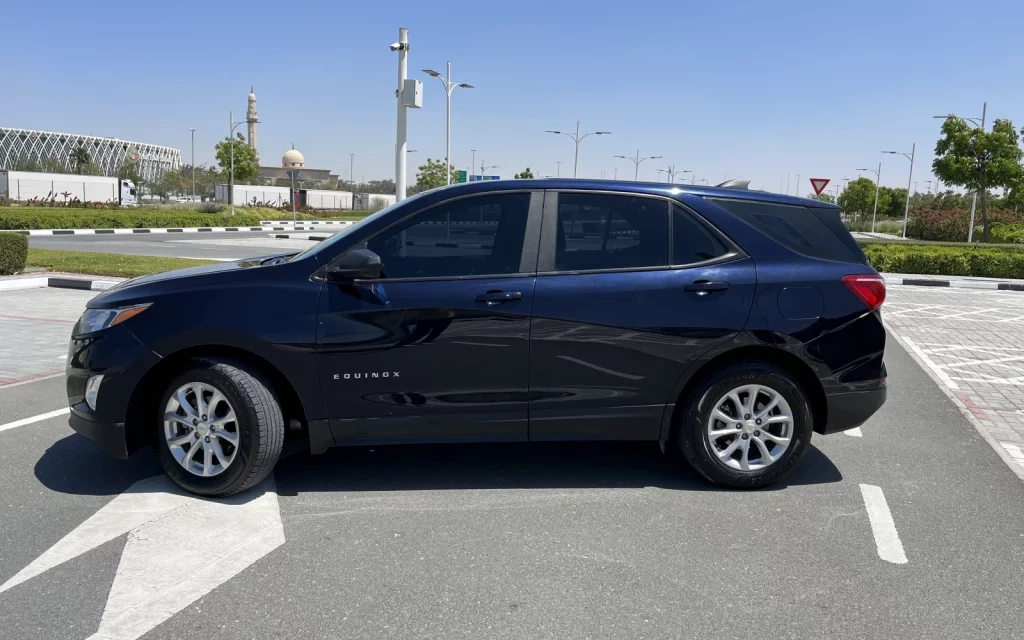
[70,146,91,175]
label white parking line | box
[0,408,70,433]
[845,427,863,437]
[859,484,908,564]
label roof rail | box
[716,179,750,190]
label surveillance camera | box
[389,42,402,51]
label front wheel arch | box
[125,345,308,455]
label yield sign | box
[810,178,830,196]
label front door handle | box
[475,290,523,305]
[684,281,729,295]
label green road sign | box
[457,170,467,183]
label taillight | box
[842,274,886,311]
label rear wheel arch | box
[662,345,827,443]
[125,345,309,454]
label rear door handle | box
[475,290,523,305]
[684,281,729,294]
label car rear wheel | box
[156,358,284,497]
[676,363,813,488]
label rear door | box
[316,189,543,444]
[528,191,757,441]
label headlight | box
[75,303,150,335]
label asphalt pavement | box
[1,288,1023,640]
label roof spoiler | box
[716,179,750,190]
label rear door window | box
[708,198,860,263]
[554,193,668,271]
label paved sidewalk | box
[884,285,1024,476]
[0,288,95,385]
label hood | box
[88,255,297,308]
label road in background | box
[0,286,1023,639]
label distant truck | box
[0,170,138,206]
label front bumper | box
[66,324,160,457]
[69,406,129,458]
[819,385,887,434]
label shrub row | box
[905,206,1024,242]
[0,206,373,229]
[0,232,29,275]
[861,242,1024,278]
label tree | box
[514,167,534,179]
[810,192,836,204]
[70,146,92,174]
[878,187,907,218]
[932,117,1024,242]
[837,177,878,218]
[215,133,261,186]
[414,158,459,190]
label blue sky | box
[5,0,1024,195]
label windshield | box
[287,191,430,263]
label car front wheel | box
[677,363,813,488]
[156,358,284,497]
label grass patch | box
[26,249,216,278]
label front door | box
[529,191,756,441]
[316,190,542,445]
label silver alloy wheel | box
[163,381,240,478]
[706,384,793,472]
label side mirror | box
[326,248,382,282]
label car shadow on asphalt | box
[33,434,162,496]
[33,436,842,497]
[272,441,843,496]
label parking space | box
[884,286,1024,473]
[1,285,1024,639]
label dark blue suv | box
[66,179,886,496]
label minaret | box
[246,86,259,161]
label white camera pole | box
[395,28,409,202]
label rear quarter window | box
[708,198,860,263]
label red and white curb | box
[883,276,1024,292]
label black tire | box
[155,358,284,497]
[676,362,813,489]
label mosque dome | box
[282,145,304,168]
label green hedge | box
[0,206,374,229]
[0,210,265,230]
[862,242,1024,278]
[0,232,29,275]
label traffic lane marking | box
[0,370,65,390]
[0,407,70,433]
[844,427,863,437]
[859,484,908,564]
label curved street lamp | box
[857,163,882,232]
[613,149,662,181]
[424,63,474,185]
[882,145,916,238]
[546,121,610,178]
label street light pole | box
[393,28,410,201]
[613,149,662,181]
[349,153,355,210]
[883,144,916,238]
[556,161,561,178]
[470,149,476,179]
[667,165,691,182]
[424,62,474,186]
[545,121,611,178]
[188,128,196,202]
[857,163,882,232]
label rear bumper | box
[819,385,886,434]
[69,405,129,458]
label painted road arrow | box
[0,474,284,640]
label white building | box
[0,127,181,182]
